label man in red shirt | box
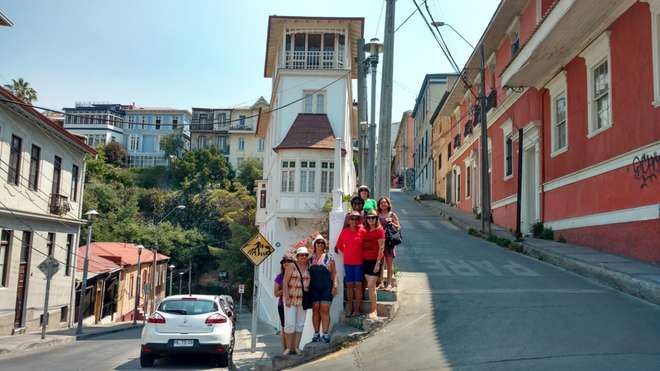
[336,211,365,317]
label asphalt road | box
[297,191,660,371]
[0,327,227,370]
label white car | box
[140,295,234,368]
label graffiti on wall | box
[632,151,660,189]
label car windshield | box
[158,299,217,315]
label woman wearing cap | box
[362,209,385,319]
[358,185,377,213]
[282,246,311,354]
[336,210,366,317]
[309,235,336,343]
[274,256,292,350]
[377,197,400,291]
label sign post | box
[238,284,245,314]
[240,232,274,353]
[38,256,59,340]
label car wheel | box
[140,352,155,368]
[216,354,229,368]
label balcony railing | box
[190,120,229,132]
[50,193,72,215]
[283,50,346,70]
[228,125,254,131]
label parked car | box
[219,295,237,322]
[140,295,234,368]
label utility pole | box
[188,257,192,295]
[133,245,143,325]
[40,256,53,340]
[150,244,157,313]
[367,52,378,192]
[178,272,184,295]
[479,44,492,234]
[375,0,396,199]
[77,210,97,335]
[357,38,368,185]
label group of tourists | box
[273,185,401,355]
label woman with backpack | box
[363,209,385,319]
[377,197,401,291]
[309,235,336,343]
[282,246,311,355]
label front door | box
[521,146,538,235]
[14,232,31,329]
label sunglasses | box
[297,254,309,257]
[349,217,360,220]
[366,216,378,220]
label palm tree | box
[4,78,38,103]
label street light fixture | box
[364,37,384,192]
[431,21,475,49]
[133,244,144,325]
[76,209,98,335]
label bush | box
[496,237,511,247]
[508,242,523,253]
[540,227,554,240]
[531,222,545,238]
[558,235,567,243]
[437,197,446,203]
[468,228,479,236]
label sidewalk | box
[232,312,281,370]
[416,196,660,307]
[0,321,142,359]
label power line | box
[395,0,427,33]
[375,0,386,37]
[0,72,351,129]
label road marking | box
[406,288,607,295]
[416,258,541,277]
[419,220,436,230]
[400,208,408,215]
[441,221,459,231]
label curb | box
[418,200,660,308]
[76,323,143,340]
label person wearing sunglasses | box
[281,247,310,355]
[362,209,385,319]
[309,235,336,343]
[336,210,366,317]
[274,256,293,351]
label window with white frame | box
[508,18,520,56]
[466,162,471,198]
[129,135,141,151]
[648,0,660,105]
[547,71,568,156]
[238,137,245,151]
[320,161,334,193]
[300,161,316,192]
[281,160,295,192]
[258,138,265,152]
[580,32,612,137]
[302,91,326,113]
[155,116,162,130]
[197,136,206,149]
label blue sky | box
[1,0,498,121]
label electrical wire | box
[394,0,427,33]
[0,71,351,129]
[375,0,386,38]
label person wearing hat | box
[281,246,310,355]
[336,210,366,317]
[274,256,293,350]
[309,235,336,343]
[358,185,377,213]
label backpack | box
[385,223,402,246]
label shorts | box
[283,304,306,333]
[384,245,396,258]
[344,264,363,283]
[278,304,285,327]
[310,286,333,304]
[362,259,380,276]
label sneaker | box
[322,334,331,343]
[312,332,321,342]
[283,349,291,356]
[296,348,303,354]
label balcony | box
[283,50,346,71]
[228,124,254,132]
[49,194,72,215]
[190,119,229,132]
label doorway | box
[14,231,32,329]
[521,145,539,235]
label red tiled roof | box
[274,113,340,152]
[76,247,121,274]
[0,86,96,155]
[79,242,169,267]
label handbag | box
[385,222,402,246]
[294,262,313,310]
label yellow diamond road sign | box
[241,233,275,266]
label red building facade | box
[437,0,660,262]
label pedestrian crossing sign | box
[241,232,275,266]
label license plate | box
[173,339,194,347]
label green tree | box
[5,78,38,103]
[103,141,128,167]
[160,129,186,158]
[170,147,233,193]
[236,158,263,194]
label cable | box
[0,72,351,129]
[375,0,386,38]
[395,0,427,33]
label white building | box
[228,97,268,170]
[254,15,363,333]
[0,86,95,335]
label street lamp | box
[178,271,184,295]
[76,209,98,335]
[133,244,144,325]
[364,37,384,192]
[150,204,186,313]
[168,264,175,296]
[431,21,475,49]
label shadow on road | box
[115,354,225,370]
